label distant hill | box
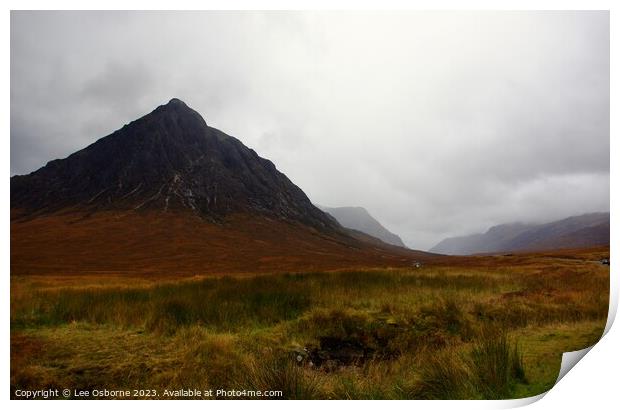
[319,206,406,248]
[430,213,609,255]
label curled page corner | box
[555,346,594,385]
[499,345,597,408]
[501,308,614,409]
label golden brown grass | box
[10,247,609,399]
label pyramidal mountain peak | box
[11,98,338,232]
[152,98,204,122]
[167,97,187,105]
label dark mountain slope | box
[11,98,336,231]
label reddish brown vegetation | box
[11,210,438,277]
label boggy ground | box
[10,247,609,399]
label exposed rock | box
[11,98,339,232]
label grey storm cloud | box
[10,11,610,250]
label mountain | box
[11,98,433,275]
[430,213,610,255]
[429,223,534,255]
[319,206,406,248]
[11,98,336,231]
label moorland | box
[11,246,609,399]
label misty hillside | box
[319,206,406,248]
[430,212,609,255]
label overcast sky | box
[11,11,609,250]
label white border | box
[3,1,616,409]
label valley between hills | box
[10,99,609,399]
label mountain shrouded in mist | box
[319,206,406,248]
[430,213,610,255]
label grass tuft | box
[243,355,320,399]
[468,330,527,399]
